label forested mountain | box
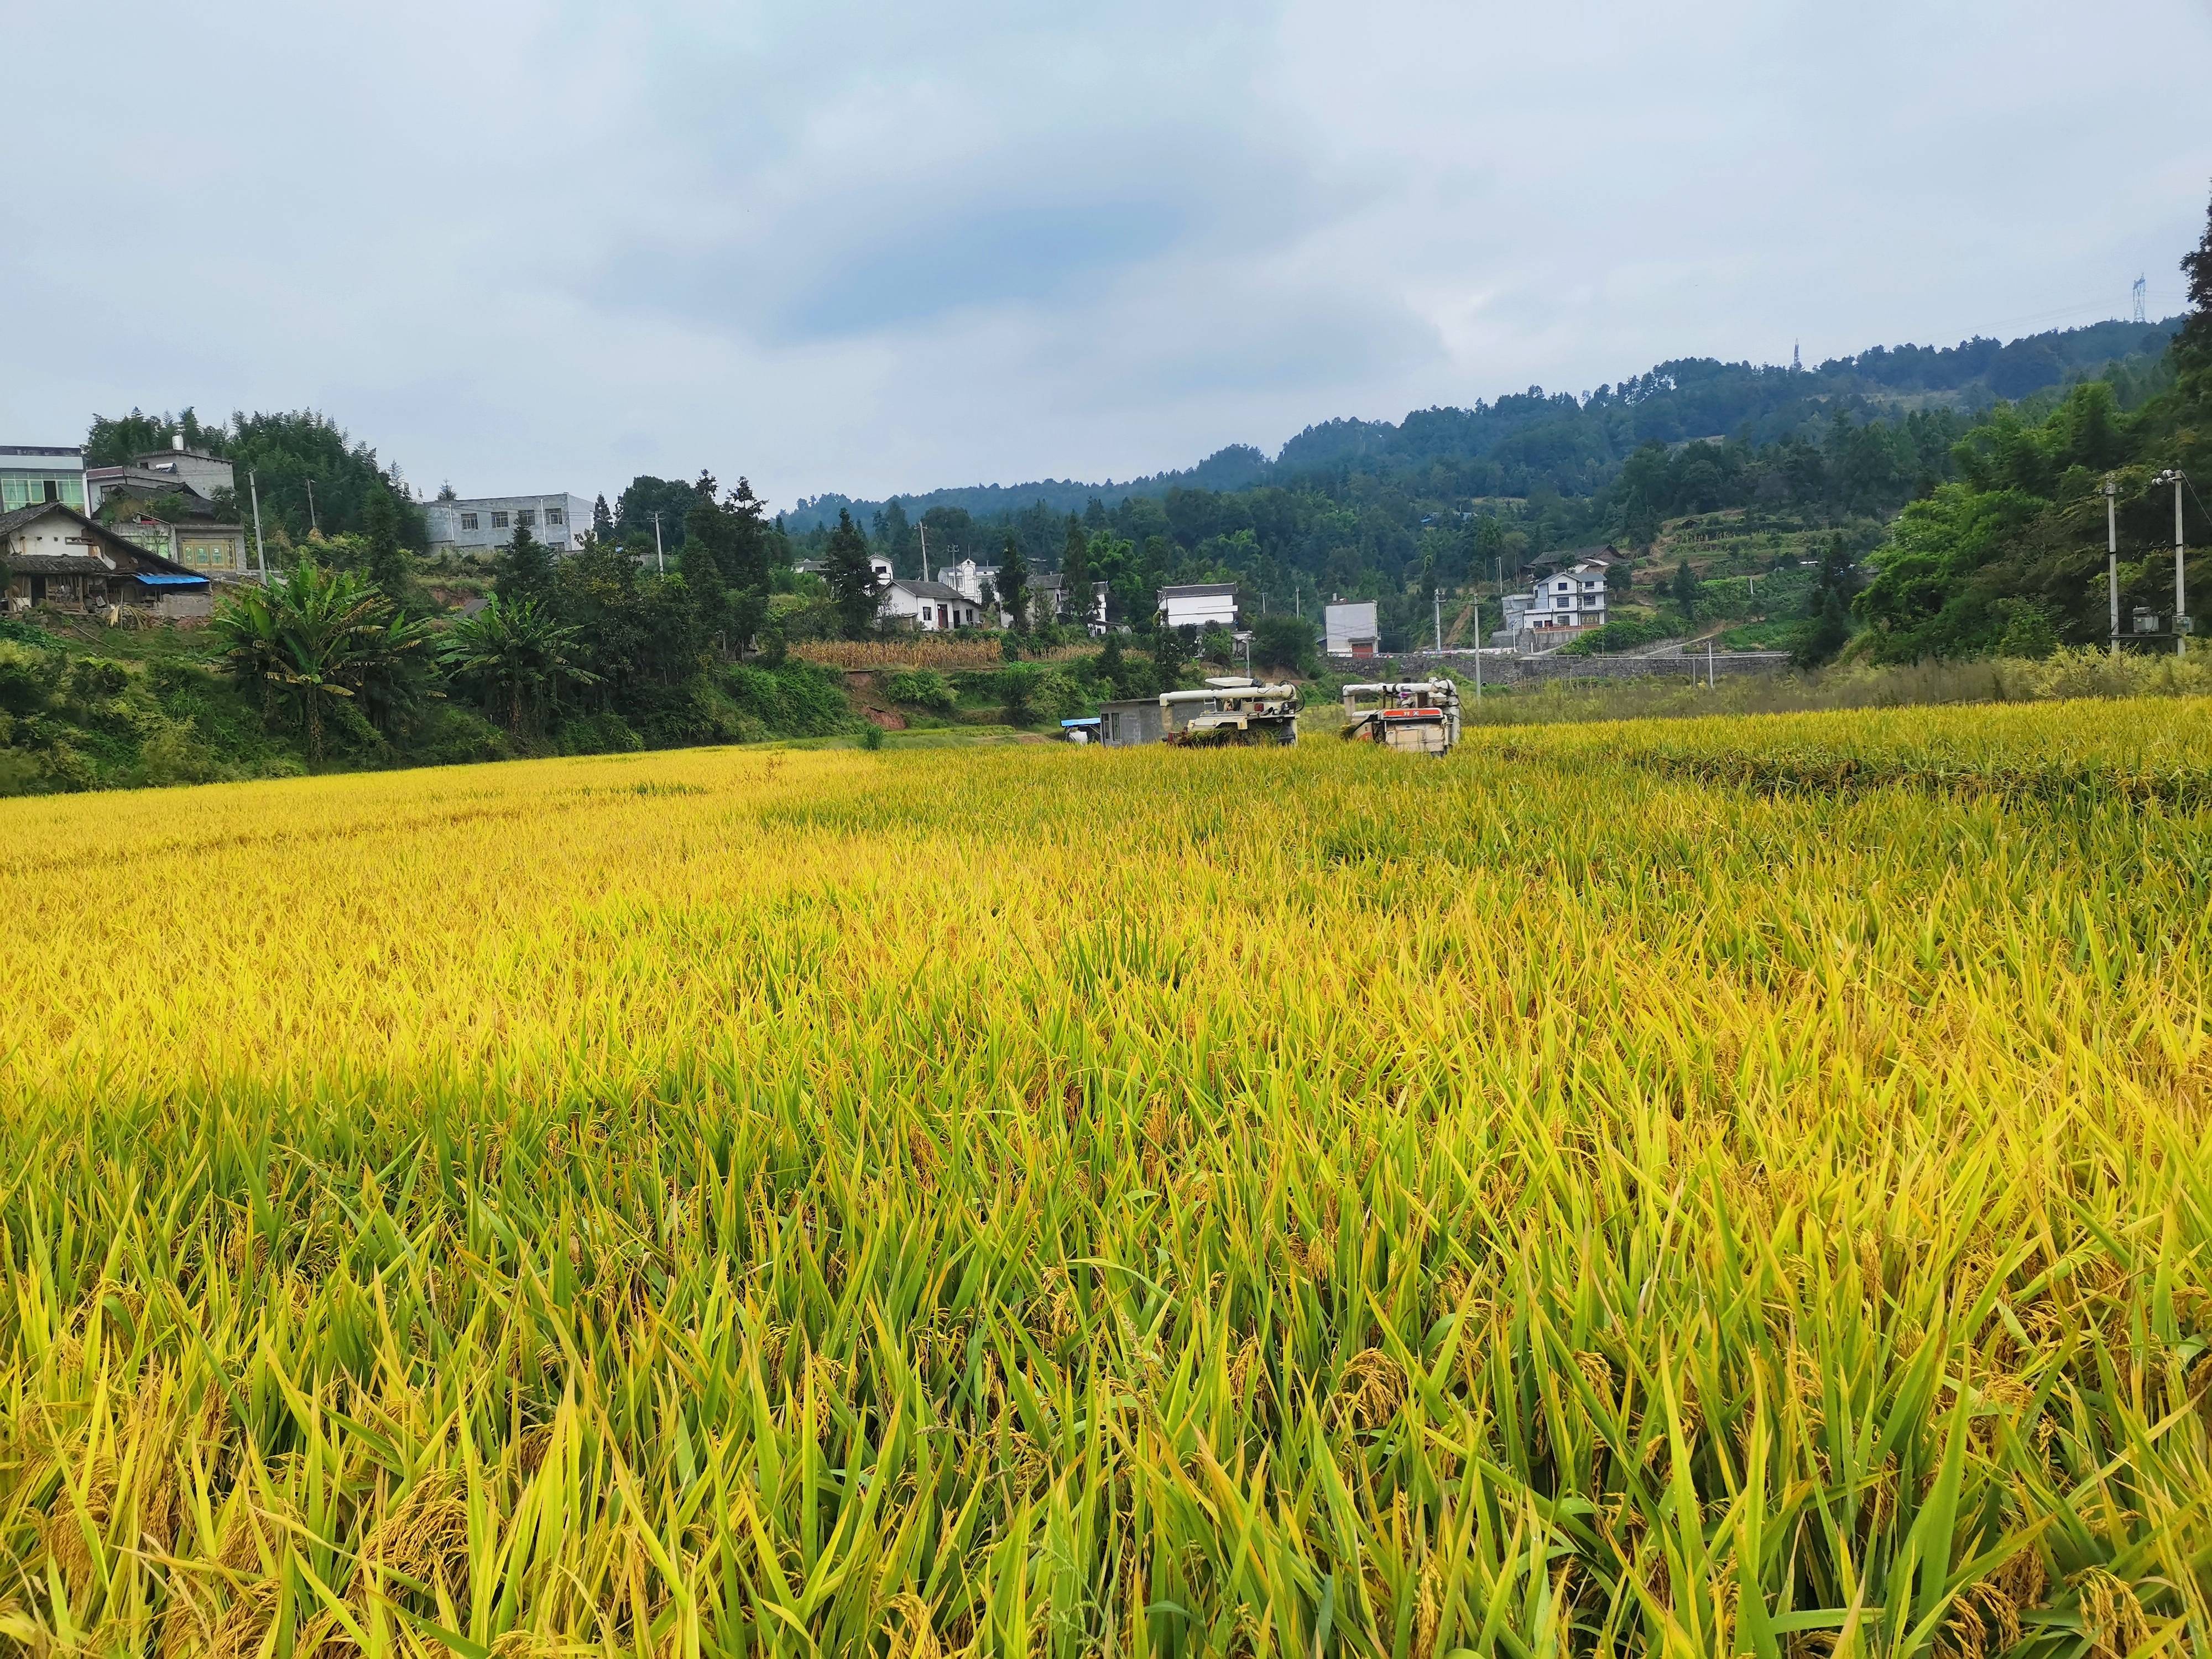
[767,306,2186,664]
[786,316,2176,533]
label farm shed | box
[1097,698,1167,747]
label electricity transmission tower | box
[2133,276,2148,325]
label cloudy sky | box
[6,1,2209,509]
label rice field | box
[2,697,2209,1657]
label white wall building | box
[880,578,987,632]
[0,446,88,514]
[1157,582,1238,631]
[797,553,895,586]
[1522,554,1615,634]
[1324,601,1380,657]
[422,492,591,556]
[936,559,997,603]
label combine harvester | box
[1339,679,1462,756]
[1160,677,1301,746]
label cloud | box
[1,0,2208,509]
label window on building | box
[518,509,536,528]
[491,512,509,529]
[460,512,479,531]
[544,507,565,526]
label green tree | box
[872,499,917,579]
[592,494,615,540]
[494,520,555,606]
[440,596,600,737]
[614,476,700,553]
[1060,517,1093,631]
[1151,623,1191,690]
[1252,614,1316,675]
[359,483,415,601]
[1098,632,1131,697]
[1996,599,2060,659]
[1794,534,1862,667]
[997,662,1042,725]
[824,509,880,640]
[1668,559,1702,619]
[2172,182,2212,408]
[997,534,1031,632]
[209,562,397,761]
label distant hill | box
[784,316,2177,531]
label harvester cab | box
[1339,679,1462,756]
[1159,677,1301,746]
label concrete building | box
[0,446,89,515]
[879,578,987,632]
[86,437,236,508]
[1324,601,1380,658]
[933,557,990,600]
[107,515,252,577]
[0,503,213,618]
[1522,551,1615,635]
[1157,581,1238,631]
[421,493,591,556]
[1097,698,1168,747]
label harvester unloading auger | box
[1339,679,1462,755]
[1159,678,1301,746]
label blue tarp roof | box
[134,573,210,587]
[1061,717,1102,728]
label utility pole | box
[2103,475,2120,656]
[248,468,269,581]
[1433,589,1443,654]
[2153,469,2189,656]
[917,522,928,583]
[652,510,664,575]
[1472,620,1482,705]
[304,478,318,536]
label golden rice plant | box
[0,697,2208,1655]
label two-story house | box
[1521,547,1619,635]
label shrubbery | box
[1557,617,1678,656]
[884,668,957,712]
[721,660,860,739]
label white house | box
[880,578,987,632]
[936,558,995,603]
[1521,550,1617,634]
[1324,601,1379,657]
[797,553,895,586]
[1158,582,1238,631]
[422,492,592,555]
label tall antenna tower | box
[1791,340,1802,373]
[2132,275,2148,325]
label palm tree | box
[438,595,598,738]
[211,563,394,760]
[354,608,444,738]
